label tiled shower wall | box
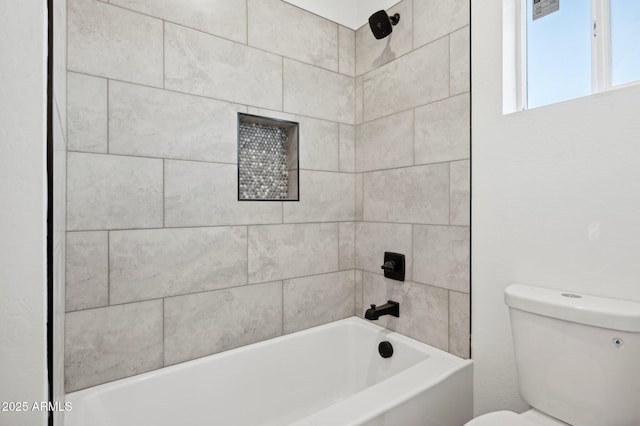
[354,0,471,358]
[64,0,470,392]
[65,0,357,392]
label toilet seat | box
[465,409,569,426]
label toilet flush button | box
[612,338,624,348]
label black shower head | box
[368,10,400,40]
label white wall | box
[472,0,640,416]
[0,1,49,426]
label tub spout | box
[364,300,400,320]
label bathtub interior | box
[66,318,469,426]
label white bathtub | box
[65,317,473,426]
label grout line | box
[162,159,166,227]
[245,0,249,45]
[162,298,165,366]
[66,68,363,126]
[106,79,110,153]
[66,269,355,314]
[107,231,111,305]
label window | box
[520,0,640,109]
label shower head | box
[368,10,400,40]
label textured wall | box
[354,0,471,358]
[65,0,357,392]
[473,0,640,416]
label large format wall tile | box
[68,0,162,87]
[66,231,108,312]
[361,272,449,351]
[363,37,449,122]
[339,124,355,173]
[248,223,339,283]
[450,160,470,226]
[165,23,282,110]
[413,225,470,293]
[339,222,355,270]
[355,173,364,221]
[283,171,355,223]
[355,76,364,125]
[67,72,107,153]
[363,164,449,224]
[67,153,163,230]
[356,110,413,172]
[414,93,470,164]
[65,300,163,391]
[248,107,340,172]
[450,26,470,96]
[339,26,356,77]
[109,0,247,44]
[355,222,412,279]
[355,0,413,76]
[164,160,281,227]
[283,59,355,124]
[449,291,470,359]
[248,0,338,71]
[164,282,282,365]
[283,271,354,333]
[109,82,246,163]
[110,227,247,304]
[413,0,469,49]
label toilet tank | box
[505,285,640,426]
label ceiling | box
[282,0,401,30]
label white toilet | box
[467,284,640,426]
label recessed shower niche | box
[237,113,299,201]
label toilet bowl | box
[465,284,640,426]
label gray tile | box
[66,231,108,312]
[67,153,163,230]
[164,282,282,365]
[339,25,356,76]
[355,76,364,125]
[165,23,282,110]
[413,225,470,293]
[355,222,412,279]
[355,0,413,76]
[413,0,469,48]
[54,0,67,139]
[109,82,246,163]
[67,72,107,153]
[363,164,449,224]
[65,300,163,392]
[283,171,355,223]
[354,269,363,316]
[363,37,449,122]
[361,272,449,350]
[164,160,282,227]
[110,227,247,304]
[68,0,163,87]
[248,0,338,71]
[450,160,470,226]
[109,0,247,43]
[450,26,470,96]
[339,222,355,270]
[339,124,355,173]
[283,271,354,333]
[248,223,339,283]
[283,59,355,124]
[356,110,413,172]
[449,291,470,359]
[248,107,340,172]
[414,93,470,164]
[355,173,364,221]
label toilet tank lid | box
[504,284,640,332]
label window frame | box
[516,0,638,110]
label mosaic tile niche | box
[238,113,299,201]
